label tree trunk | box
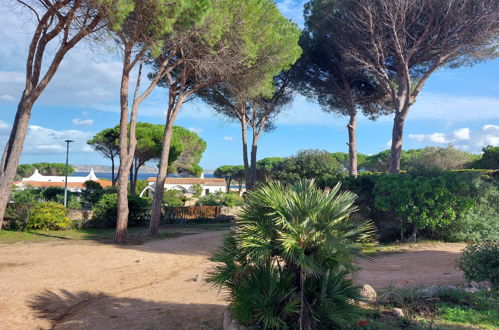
[347,111,358,177]
[115,48,132,244]
[149,102,183,236]
[389,111,406,173]
[111,156,116,186]
[225,178,232,193]
[240,116,251,190]
[0,97,34,229]
[249,130,262,189]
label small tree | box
[82,180,104,207]
[214,165,240,192]
[323,0,499,173]
[256,157,284,183]
[87,128,120,185]
[474,145,499,169]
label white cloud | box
[409,124,499,152]
[0,94,15,102]
[223,136,234,141]
[188,127,203,134]
[409,133,449,143]
[72,118,94,126]
[14,125,95,154]
[453,128,471,140]
[483,124,499,131]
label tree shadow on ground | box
[29,289,225,330]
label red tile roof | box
[146,177,226,186]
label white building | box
[13,169,112,192]
[141,177,227,197]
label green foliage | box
[6,189,41,230]
[170,126,206,176]
[133,180,149,197]
[191,184,202,198]
[82,180,104,206]
[256,157,284,182]
[472,145,499,169]
[405,146,475,172]
[86,194,151,228]
[447,176,499,242]
[272,149,345,185]
[16,163,74,180]
[67,196,82,210]
[456,242,499,288]
[214,165,241,190]
[209,180,374,328]
[373,173,473,239]
[195,191,243,207]
[28,202,72,230]
[40,187,65,203]
[162,189,185,207]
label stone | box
[392,308,404,318]
[420,285,440,298]
[360,284,377,303]
[379,291,403,305]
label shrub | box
[85,194,151,228]
[196,191,244,207]
[163,189,186,206]
[28,201,72,230]
[456,242,499,288]
[40,187,65,203]
[82,180,103,206]
[191,184,202,198]
[6,189,40,230]
[209,180,374,329]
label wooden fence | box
[164,206,221,220]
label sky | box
[0,0,498,171]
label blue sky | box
[0,0,498,170]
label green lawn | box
[0,222,231,245]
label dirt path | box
[0,231,228,330]
[354,242,467,290]
[0,236,467,330]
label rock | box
[392,308,404,318]
[420,285,440,298]
[379,292,403,305]
[464,287,479,293]
[360,284,377,303]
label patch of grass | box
[362,240,448,256]
[0,222,231,245]
[437,303,499,330]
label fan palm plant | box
[210,180,375,329]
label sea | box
[72,172,215,181]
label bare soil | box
[0,235,466,330]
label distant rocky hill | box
[73,164,158,173]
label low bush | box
[163,189,186,206]
[456,242,499,288]
[28,201,72,230]
[6,189,40,230]
[195,191,243,207]
[85,194,151,228]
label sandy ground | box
[0,235,466,330]
[354,242,467,290]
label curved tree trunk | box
[111,156,116,186]
[0,97,34,229]
[149,101,183,236]
[347,111,358,177]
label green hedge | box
[323,170,498,242]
